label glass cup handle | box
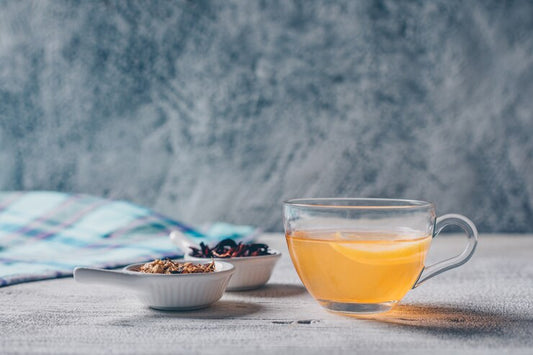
[412,214,478,288]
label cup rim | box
[283,198,434,210]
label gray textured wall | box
[0,0,532,232]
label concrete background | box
[0,0,532,232]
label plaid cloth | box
[0,191,256,287]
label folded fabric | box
[0,191,256,287]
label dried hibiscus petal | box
[189,239,272,258]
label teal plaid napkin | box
[0,191,256,287]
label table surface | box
[1,234,532,354]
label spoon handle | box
[169,230,194,252]
[74,267,137,288]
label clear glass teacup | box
[283,198,478,315]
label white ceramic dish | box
[73,260,234,310]
[185,250,281,291]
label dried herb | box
[189,238,271,258]
[139,259,215,274]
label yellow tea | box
[286,230,432,304]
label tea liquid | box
[286,231,432,304]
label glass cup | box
[283,198,478,315]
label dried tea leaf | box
[139,259,215,274]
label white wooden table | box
[1,234,532,354]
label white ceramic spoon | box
[74,260,234,310]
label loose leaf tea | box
[139,259,215,274]
[189,238,271,258]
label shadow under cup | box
[283,198,478,315]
